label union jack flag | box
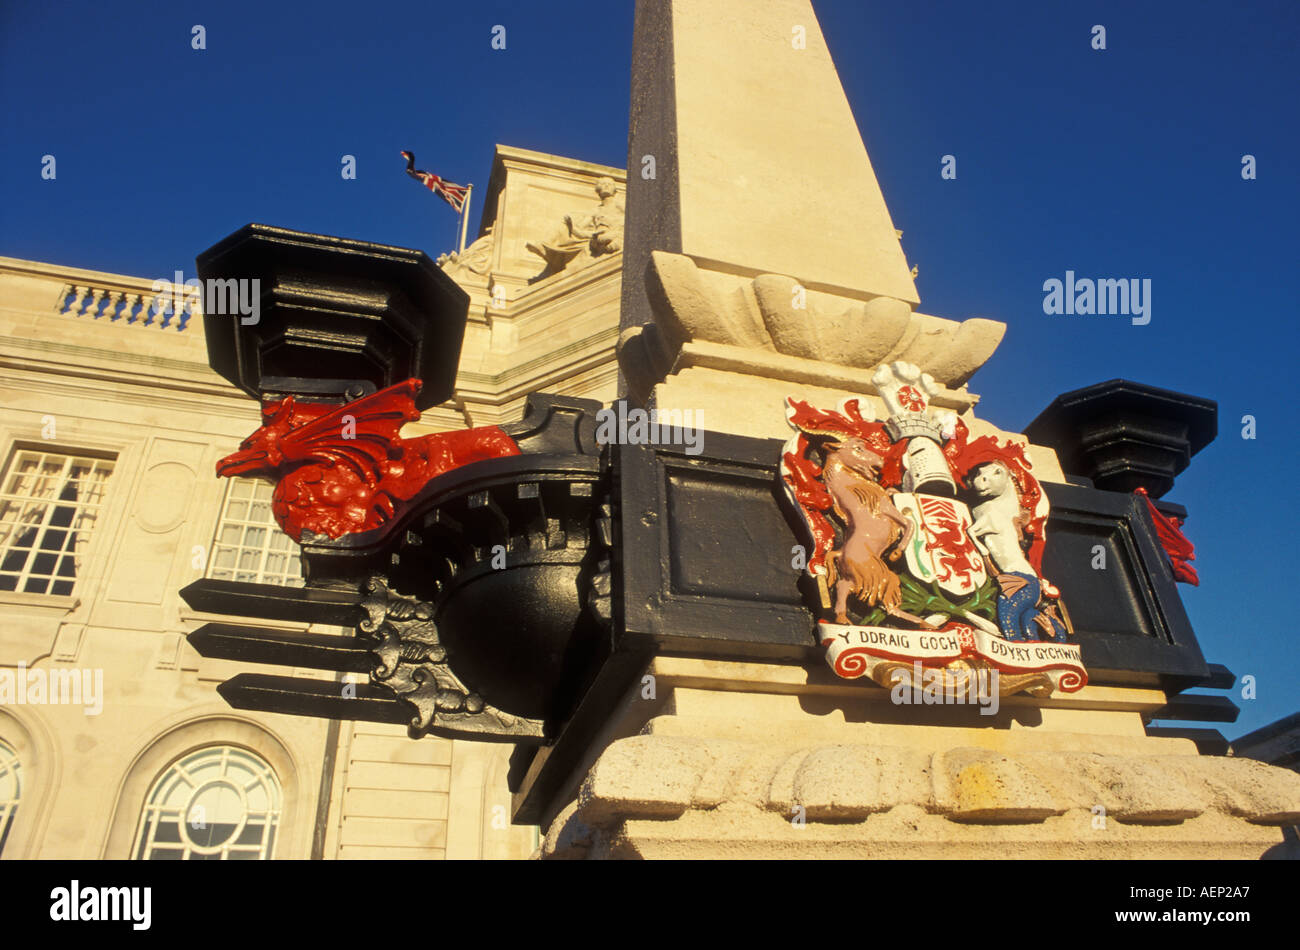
[400,150,468,213]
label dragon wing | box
[1150,513,1196,560]
[278,379,423,485]
[1136,489,1197,584]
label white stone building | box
[0,146,623,859]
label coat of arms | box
[780,362,1086,699]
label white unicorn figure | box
[967,460,1064,642]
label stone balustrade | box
[55,280,202,330]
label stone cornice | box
[0,333,213,377]
[454,328,618,404]
[0,255,177,291]
[0,358,256,422]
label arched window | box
[132,746,282,860]
[0,739,20,857]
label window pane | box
[0,449,115,597]
[132,746,282,860]
[204,478,302,587]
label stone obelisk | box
[538,0,1300,857]
[621,0,919,331]
[617,0,1006,432]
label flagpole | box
[457,184,473,255]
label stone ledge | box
[540,732,1300,858]
[543,803,1294,860]
[649,654,1169,715]
[670,340,979,413]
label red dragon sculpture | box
[217,379,520,541]
[1134,486,1198,585]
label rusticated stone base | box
[541,732,1300,859]
[534,658,1300,860]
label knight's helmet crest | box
[871,362,958,497]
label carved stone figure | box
[526,177,623,279]
[437,225,495,277]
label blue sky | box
[2,1,1296,737]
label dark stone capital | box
[1023,379,1216,498]
[196,223,468,409]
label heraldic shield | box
[892,493,987,598]
[779,362,1087,701]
